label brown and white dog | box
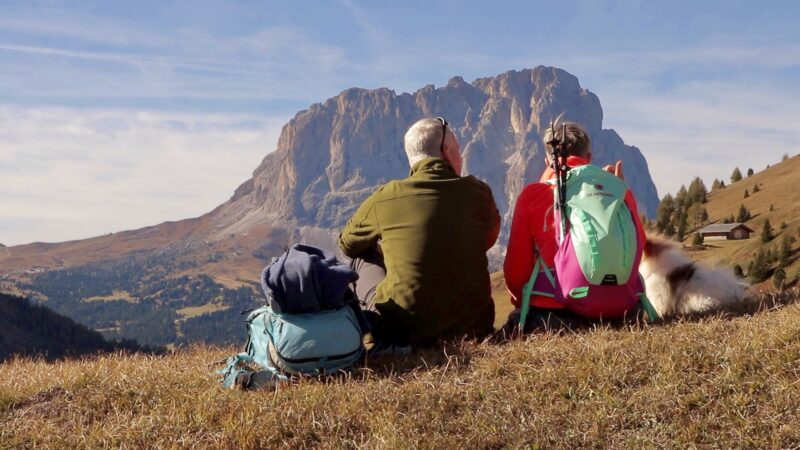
[639,236,750,318]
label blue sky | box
[1,0,798,245]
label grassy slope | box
[686,155,800,280]
[2,292,798,449]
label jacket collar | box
[409,157,457,177]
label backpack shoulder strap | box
[637,278,662,322]
[518,246,557,328]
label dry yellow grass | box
[177,301,229,318]
[82,290,136,303]
[2,291,799,449]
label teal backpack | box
[218,244,367,389]
[219,303,365,389]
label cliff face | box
[219,67,658,245]
[1,66,660,280]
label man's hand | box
[602,160,624,180]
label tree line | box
[656,161,798,289]
[0,293,152,361]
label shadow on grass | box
[657,288,800,324]
[359,340,477,377]
[226,289,800,389]
[358,289,800,379]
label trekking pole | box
[546,121,570,240]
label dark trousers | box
[346,248,392,346]
[347,248,386,313]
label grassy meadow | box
[2,290,799,449]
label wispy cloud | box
[0,22,350,103]
[597,80,800,195]
[2,1,798,244]
[0,106,285,245]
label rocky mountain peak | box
[221,66,659,246]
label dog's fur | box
[639,236,750,318]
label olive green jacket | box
[338,157,501,344]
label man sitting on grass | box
[338,117,501,349]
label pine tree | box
[779,235,793,268]
[675,185,689,209]
[664,221,676,238]
[687,177,708,204]
[687,203,708,229]
[773,268,786,290]
[749,249,770,283]
[656,194,675,234]
[766,248,777,265]
[744,189,749,199]
[762,219,775,243]
[752,184,760,193]
[747,168,754,177]
[783,153,790,162]
[731,167,743,183]
[780,221,787,229]
[676,212,688,241]
[736,204,750,223]
[691,232,703,246]
[711,179,722,190]
[720,180,726,188]
[769,204,774,212]
[732,264,744,279]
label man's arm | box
[503,186,540,307]
[338,193,381,258]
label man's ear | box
[441,134,462,175]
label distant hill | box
[675,155,800,287]
[0,293,147,361]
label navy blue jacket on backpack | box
[219,244,367,389]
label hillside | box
[0,66,660,347]
[684,154,800,284]
[1,291,798,449]
[0,293,146,361]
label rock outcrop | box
[1,66,659,278]
[215,66,658,246]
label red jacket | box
[503,156,645,309]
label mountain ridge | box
[1,66,659,284]
[1,66,661,346]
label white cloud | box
[597,80,800,196]
[0,22,351,102]
[0,106,286,246]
